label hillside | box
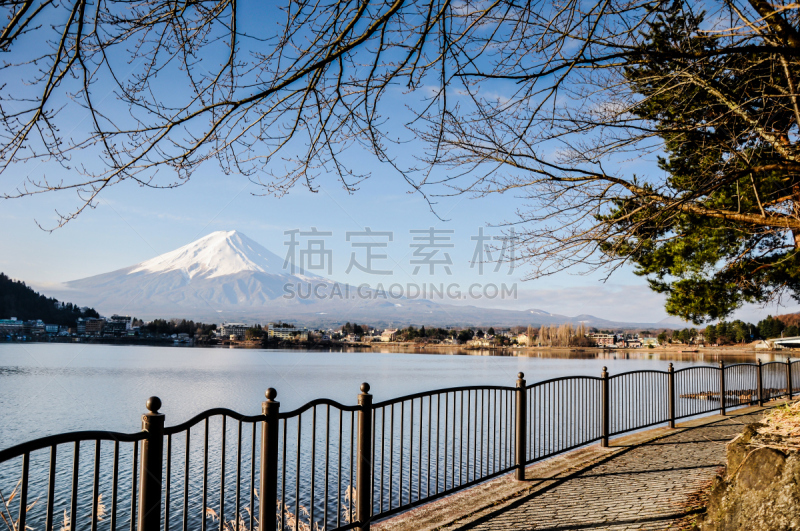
[776,312,800,328]
[0,273,99,326]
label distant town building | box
[589,333,615,347]
[267,324,308,341]
[27,320,45,335]
[0,318,24,336]
[380,329,398,342]
[106,315,132,336]
[641,337,659,347]
[515,333,531,345]
[219,323,248,340]
[467,337,493,347]
[84,318,105,336]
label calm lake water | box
[0,343,787,531]
[0,343,776,450]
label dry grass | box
[757,401,800,444]
[205,486,355,531]
[0,478,104,531]
[0,478,38,531]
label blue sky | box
[2,153,797,324]
[1,1,796,325]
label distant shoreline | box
[4,336,788,361]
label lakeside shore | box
[8,335,791,363]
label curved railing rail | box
[1,359,798,531]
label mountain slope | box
[41,231,676,328]
[0,272,99,325]
[128,231,315,280]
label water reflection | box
[327,345,789,363]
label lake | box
[0,343,785,531]
[0,343,775,449]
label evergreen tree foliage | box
[0,272,99,326]
[757,315,786,339]
[605,2,800,322]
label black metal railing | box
[1,359,798,531]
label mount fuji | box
[41,231,674,328]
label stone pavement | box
[449,411,764,531]
[375,406,776,531]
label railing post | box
[600,367,609,447]
[515,372,527,481]
[668,363,675,429]
[757,359,764,407]
[787,358,793,400]
[356,383,373,531]
[138,397,164,531]
[719,361,726,416]
[260,389,280,531]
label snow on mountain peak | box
[129,230,290,279]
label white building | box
[267,324,308,341]
[380,329,398,342]
[467,337,493,347]
[219,323,248,340]
[515,333,531,345]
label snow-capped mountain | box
[129,231,305,280]
[41,231,676,327]
[50,230,337,319]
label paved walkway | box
[449,411,763,531]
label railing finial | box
[360,382,371,394]
[145,396,161,414]
[265,388,278,401]
[517,372,524,379]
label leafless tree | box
[3,0,800,316]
